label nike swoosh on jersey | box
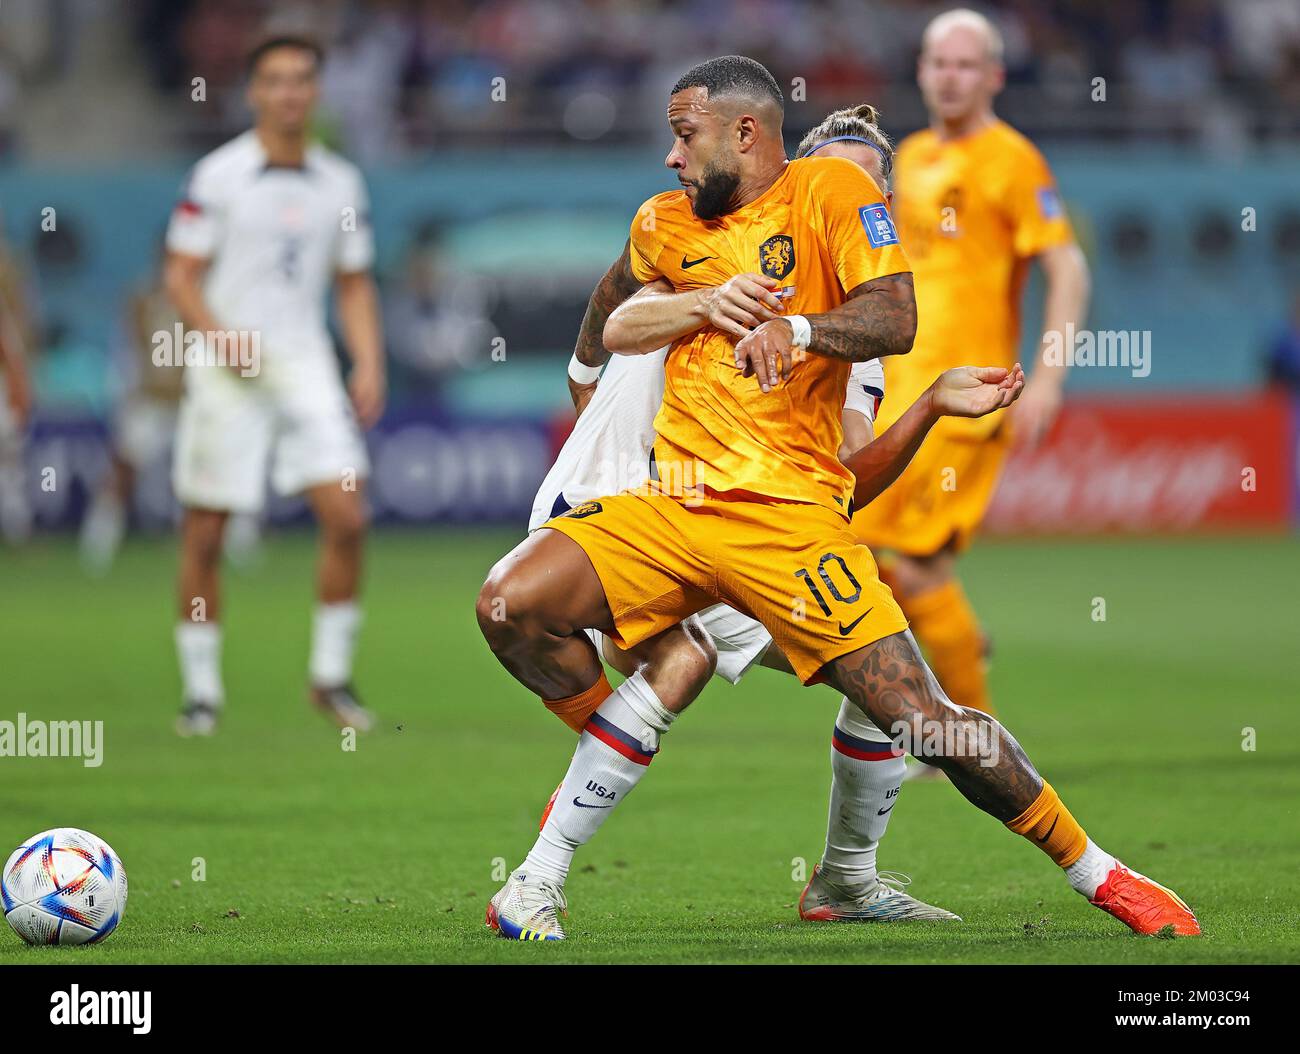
[838,607,875,636]
[681,254,715,269]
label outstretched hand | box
[929,363,1025,419]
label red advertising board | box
[985,393,1295,533]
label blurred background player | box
[79,255,185,573]
[0,220,35,546]
[852,9,1091,745]
[79,245,263,574]
[164,35,384,736]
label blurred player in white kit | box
[80,250,263,574]
[0,222,35,546]
[164,35,385,736]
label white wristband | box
[786,314,812,349]
[567,353,603,384]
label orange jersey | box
[628,156,910,513]
[883,119,1074,431]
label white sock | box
[79,492,126,572]
[1065,838,1118,898]
[521,671,674,885]
[175,621,223,705]
[309,601,362,687]
[819,697,905,888]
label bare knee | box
[676,616,718,695]
[633,616,717,711]
[182,510,227,569]
[476,560,548,653]
[887,550,952,599]
[320,501,367,550]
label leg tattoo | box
[829,630,1041,821]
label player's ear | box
[735,113,759,153]
[988,61,1006,96]
[885,190,894,209]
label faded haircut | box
[671,55,784,114]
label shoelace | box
[875,870,914,896]
[1103,872,1172,928]
[518,878,568,922]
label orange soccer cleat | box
[1089,862,1201,936]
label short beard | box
[689,160,741,220]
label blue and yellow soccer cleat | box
[485,871,568,941]
[799,865,961,922]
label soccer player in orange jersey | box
[853,9,1091,728]
[476,55,1194,942]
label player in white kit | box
[0,225,35,546]
[164,36,384,736]
[490,106,1031,939]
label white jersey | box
[529,354,885,531]
[166,130,374,365]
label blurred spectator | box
[382,222,496,401]
[90,0,1300,154]
[1264,289,1300,394]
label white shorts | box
[698,603,774,683]
[172,357,368,514]
[587,603,773,686]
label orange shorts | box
[852,418,1011,556]
[542,487,908,685]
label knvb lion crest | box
[759,234,794,280]
[564,500,604,520]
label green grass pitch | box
[1,530,1297,964]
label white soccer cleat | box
[485,871,568,941]
[799,866,961,922]
[175,700,219,738]
[309,683,375,733]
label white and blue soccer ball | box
[2,828,127,945]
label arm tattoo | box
[574,240,642,368]
[805,272,917,363]
[829,630,1043,820]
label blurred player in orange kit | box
[853,8,1091,730]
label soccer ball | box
[2,828,127,945]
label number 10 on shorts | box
[794,553,863,616]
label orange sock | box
[543,672,613,733]
[899,580,993,715]
[1005,782,1088,868]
